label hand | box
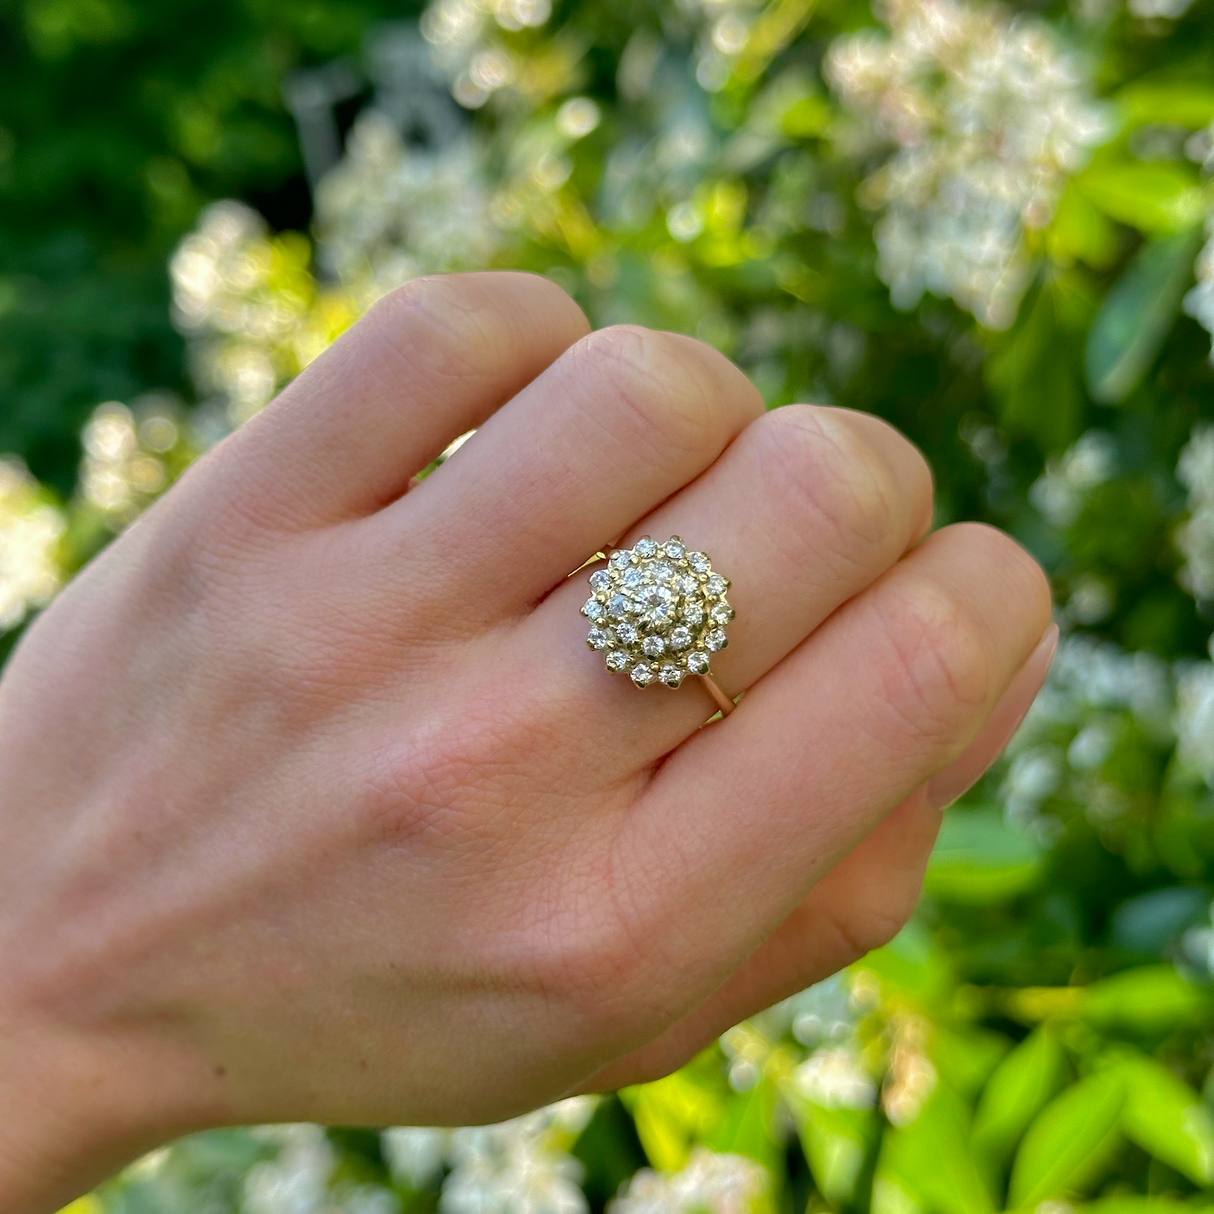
[0,273,1053,1212]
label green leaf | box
[1076,160,1208,235]
[1113,1054,1214,1184]
[621,1070,725,1172]
[706,1076,782,1177]
[1008,1069,1125,1208]
[1116,80,1214,130]
[786,1093,876,1207]
[1084,229,1202,404]
[1076,966,1214,1033]
[972,1027,1068,1165]
[924,807,1045,905]
[873,1085,995,1214]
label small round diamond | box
[659,664,685,687]
[609,549,632,570]
[606,649,630,673]
[615,622,639,645]
[669,625,692,651]
[582,598,604,620]
[651,561,676,583]
[642,635,666,658]
[623,567,645,591]
[706,573,729,597]
[587,627,610,650]
[711,601,734,624]
[608,593,631,619]
[589,570,610,593]
[704,629,728,652]
[688,551,711,574]
[634,537,658,558]
[687,650,710,675]
[682,603,705,627]
[677,575,699,596]
[664,538,686,560]
[630,662,655,687]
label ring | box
[580,536,736,716]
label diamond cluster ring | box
[581,536,736,716]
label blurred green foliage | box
[8,0,1214,1209]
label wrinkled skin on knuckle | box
[571,325,738,466]
[870,576,999,753]
[752,406,906,575]
[363,274,515,391]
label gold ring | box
[579,536,736,716]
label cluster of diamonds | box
[583,535,733,689]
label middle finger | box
[524,404,934,765]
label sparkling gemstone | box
[608,593,631,619]
[644,605,675,630]
[704,629,728,652]
[630,662,655,687]
[606,649,630,673]
[615,622,639,645]
[682,603,705,627]
[669,625,693,651]
[688,551,711,574]
[634,536,658,558]
[642,635,666,658]
[711,601,735,624]
[587,627,610,650]
[623,567,645,591]
[609,549,632,569]
[650,560,676,583]
[582,598,604,620]
[589,570,610,593]
[664,538,686,560]
[677,575,699,596]
[706,573,729,597]
[687,650,710,675]
[659,664,685,687]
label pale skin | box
[0,272,1056,1213]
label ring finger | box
[524,403,934,762]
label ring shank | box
[700,673,736,717]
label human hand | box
[0,273,1053,1212]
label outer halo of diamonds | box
[583,536,733,689]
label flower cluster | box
[827,0,1107,328]
[1176,424,1214,602]
[314,110,502,306]
[1183,215,1214,368]
[0,458,64,632]
[170,201,355,427]
[78,400,188,530]
[612,1147,768,1214]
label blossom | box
[827,0,1107,328]
[0,458,64,632]
[612,1147,767,1214]
[1183,217,1214,369]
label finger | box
[584,790,942,1090]
[369,325,765,613]
[196,273,590,528]
[607,525,1051,1030]
[522,405,933,763]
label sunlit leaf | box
[1111,1053,1214,1184]
[972,1026,1068,1166]
[1077,966,1214,1033]
[1084,229,1202,404]
[925,807,1046,905]
[1008,1069,1125,1208]
[784,1082,878,1206]
[1076,159,1208,234]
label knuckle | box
[752,406,904,570]
[365,274,507,385]
[574,325,742,462]
[874,575,997,746]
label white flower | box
[1183,217,1214,369]
[1029,430,1117,527]
[0,458,64,632]
[612,1147,767,1214]
[1176,423,1214,601]
[793,1046,878,1110]
[827,0,1107,328]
